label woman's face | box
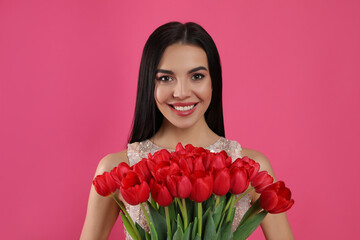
[154,43,212,129]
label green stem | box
[165,206,172,239]
[198,202,202,237]
[225,195,235,223]
[140,203,151,229]
[150,195,158,211]
[175,198,184,214]
[215,195,220,207]
[112,194,140,240]
[182,198,188,230]
[223,194,234,214]
[234,187,254,204]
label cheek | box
[197,81,212,103]
[154,85,168,104]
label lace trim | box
[127,137,243,163]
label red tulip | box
[251,171,274,193]
[154,163,171,182]
[193,156,205,172]
[260,181,294,214]
[189,170,213,202]
[231,157,260,180]
[178,157,193,176]
[93,171,118,197]
[120,171,150,205]
[230,167,249,195]
[185,144,195,152]
[150,179,173,207]
[191,146,208,159]
[242,157,260,179]
[210,154,226,171]
[166,162,192,198]
[150,149,172,163]
[203,152,215,171]
[166,172,192,199]
[213,168,231,196]
[110,162,132,186]
[147,157,171,181]
[133,158,152,183]
[175,142,185,152]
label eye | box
[191,73,205,80]
[157,75,173,82]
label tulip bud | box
[120,171,150,205]
[110,162,132,186]
[230,167,249,195]
[189,170,213,202]
[259,181,294,214]
[150,179,173,207]
[251,171,273,193]
[213,168,231,196]
[93,171,118,197]
[133,158,152,183]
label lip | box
[168,102,198,116]
[171,102,198,107]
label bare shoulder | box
[95,149,129,175]
[241,147,276,179]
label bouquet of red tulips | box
[93,143,294,240]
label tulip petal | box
[177,176,192,199]
[260,191,278,211]
[121,187,139,205]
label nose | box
[173,78,191,99]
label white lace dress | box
[124,137,251,240]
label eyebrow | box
[155,66,208,75]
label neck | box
[151,117,221,149]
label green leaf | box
[193,234,201,240]
[120,212,138,240]
[204,194,215,210]
[227,207,236,223]
[147,202,166,240]
[136,222,146,240]
[216,213,226,233]
[218,221,233,240]
[219,194,227,203]
[203,214,216,240]
[149,222,159,240]
[173,224,184,240]
[177,213,184,232]
[183,222,192,240]
[212,200,225,229]
[191,217,198,240]
[159,206,165,217]
[186,198,195,221]
[233,211,267,240]
[171,219,177,237]
[201,207,211,234]
[168,201,176,221]
[239,198,262,226]
[151,195,158,211]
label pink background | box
[1,0,359,239]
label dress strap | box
[228,140,243,160]
[127,142,142,166]
[207,138,243,161]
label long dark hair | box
[128,22,224,143]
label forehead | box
[157,44,208,71]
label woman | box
[81,22,294,240]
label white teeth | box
[173,104,195,111]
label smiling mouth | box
[170,103,198,111]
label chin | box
[167,117,203,130]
